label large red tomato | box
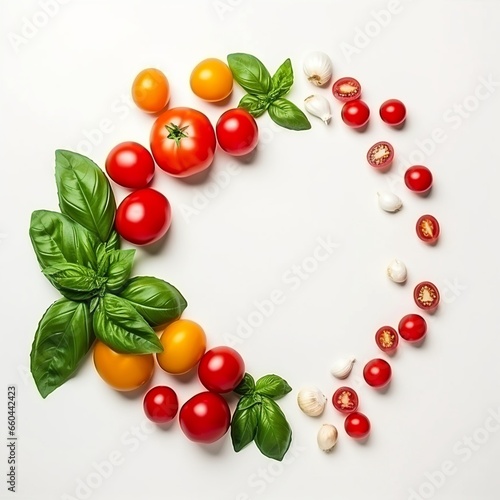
[150,107,216,178]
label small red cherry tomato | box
[216,108,259,156]
[143,386,178,424]
[105,142,155,189]
[414,281,440,312]
[398,314,427,343]
[341,100,370,128]
[332,387,359,414]
[380,99,406,126]
[404,165,433,194]
[344,412,371,439]
[363,359,392,388]
[367,141,394,170]
[416,214,440,244]
[198,346,245,393]
[332,77,361,102]
[115,188,172,246]
[375,326,399,353]
[179,392,231,444]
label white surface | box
[1,1,500,499]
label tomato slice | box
[416,214,440,244]
[367,141,394,170]
[332,386,359,414]
[375,326,399,353]
[414,281,440,312]
[332,77,361,102]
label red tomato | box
[341,100,370,128]
[216,108,258,156]
[414,282,440,312]
[363,359,392,388]
[198,347,245,393]
[416,214,440,244]
[115,188,171,245]
[375,326,399,353]
[380,99,406,126]
[332,77,361,102]
[150,107,216,178]
[404,165,433,194]
[344,412,371,439]
[398,314,427,343]
[367,141,394,170]
[332,387,359,414]
[105,142,155,189]
[179,392,231,443]
[143,386,178,424]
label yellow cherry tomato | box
[156,319,207,374]
[190,58,233,102]
[132,68,170,113]
[93,341,155,391]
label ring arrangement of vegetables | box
[29,50,442,461]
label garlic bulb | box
[317,424,338,452]
[297,387,327,416]
[387,259,407,283]
[304,95,332,124]
[303,51,333,86]
[330,357,355,379]
[377,191,403,212]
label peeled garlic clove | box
[387,259,407,283]
[317,424,338,452]
[304,95,332,124]
[330,357,355,379]
[377,191,403,212]
[297,387,327,416]
[303,51,333,86]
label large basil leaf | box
[30,298,94,398]
[234,373,255,396]
[119,276,187,328]
[100,249,135,293]
[93,293,163,354]
[29,210,99,271]
[238,94,268,118]
[255,374,292,400]
[268,98,311,131]
[270,58,293,100]
[254,398,292,461]
[55,149,116,242]
[227,53,272,95]
[231,400,261,452]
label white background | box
[1,0,500,499]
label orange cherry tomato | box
[190,58,233,102]
[132,68,170,113]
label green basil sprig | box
[29,150,187,398]
[227,53,311,131]
[231,373,292,461]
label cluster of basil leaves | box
[29,150,186,398]
[227,53,311,131]
[231,373,292,461]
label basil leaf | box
[268,98,311,131]
[231,401,260,452]
[270,58,293,100]
[119,276,187,328]
[105,229,121,251]
[30,298,94,398]
[101,249,135,293]
[42,263,104,301]
[254,398,292,461]
[237,393,262,411]
[255,374,292,400]
[29,210,99,271]
[238,94,268,118]
[55,149,116,243]
[93,293,163,354]
[227,53,272,95]
[90,296,100,314]
[234,373,255,396]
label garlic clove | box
[317,424,338,452]
[303,51,333,87]
[377,191,403,212]
[297,387,327,417]
[330,357,355,379]
[304,95,332,124]
[387,259,408,283]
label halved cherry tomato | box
[367,141,394,170]
[132,68,170,114]
[190,58,233,102]
[344,412,371,439]
[398,314,427,343]
[414,281,440,312]
[150,107,216,178]
[143,386,179,424]
[416,214,440,244]
[332,387,359,414]
[375,326,399,353]
[332,77,361,102]
[380,99,406,126]
[405,165,433,194]
[341,100,370,128]
[363,359,392,388]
